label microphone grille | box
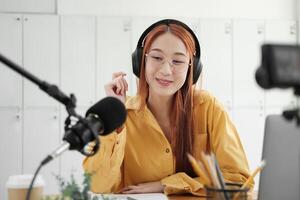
[86,97,127,135]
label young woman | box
[83,19,252,196]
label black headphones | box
[132,19,203,84]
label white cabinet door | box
[199,20,233,111]
[265,106,284,116]
[61,16,96,107]
[23,108,60,195]
[0,0,55,13]
[97,17,132,98]
[0,14,22,107]
[233,107,264,190]
[23,15,59,107]
[131,17,162,52]
[264,20,297,107]
[176,17,200,34]
[233,20,265,107]
[0,108,22,200]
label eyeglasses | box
[145,51,190,70]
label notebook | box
[91,192,168,200]
[258,115,300,200]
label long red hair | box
[137,23,197,177]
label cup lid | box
[6,174,45,189]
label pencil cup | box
[205,183,249,200]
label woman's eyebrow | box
[149,48,163,52]
[174,52,187,56]
[149,48,187,56]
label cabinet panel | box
[233,107,264,190]
[0,108,22,200]
[23,15,59,107]
[0,14,22,107]
[264,20,297,107]
[199,19,233,108]
[61,16,96,107]
[233,20,265,107]
[21,0,56,13]
[0,0,55,13]
[131,17,162,52]
[176,17,200,34]
[23,108,60,195]
[97,17,132,98]
[265,106,284,116]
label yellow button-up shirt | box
[83,90,251,196]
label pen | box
[212,154,230,200]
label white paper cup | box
[6,174,45,200]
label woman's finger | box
[120,185,139,193]
[117,77,125,95]
[114,80,123,95]
[112,72,126,79]
[122,77,128,92]
[104,82,117,95]
[121,188,142,194]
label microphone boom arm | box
[0,53,77,115]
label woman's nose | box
[159,60,173,75]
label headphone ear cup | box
[192,57,203,84]
[132,48,143,78]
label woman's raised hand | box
[104,72,128,104]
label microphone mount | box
[282,89,300,126]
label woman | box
[83,19,252,196]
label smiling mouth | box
[156,78,173,86]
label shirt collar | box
[125,90,205,111]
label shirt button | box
[165,148,170,153]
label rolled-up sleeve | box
[161,172,206,196]
[83,127,126,193]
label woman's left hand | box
[119,181,165,194]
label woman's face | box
[145,32,190,98]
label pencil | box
[203,152,220,188]
[187,153,211,186]
[232,160,266,200]
[241,160,266,189]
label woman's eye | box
[173,60,185,65]
[152,56,163,61]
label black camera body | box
[256,44,300,90]
[256,44,300,125]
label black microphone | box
[41,96,127,165]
